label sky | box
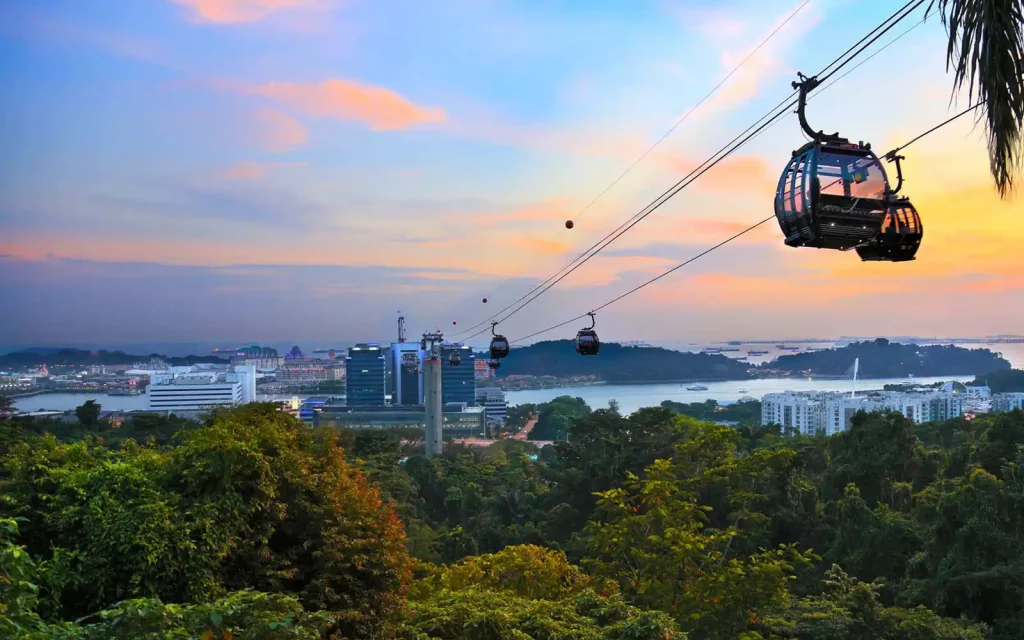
[0,0,1021,350]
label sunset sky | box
[1,0,1021,349]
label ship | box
[701,347,723,354]
[686,384,709,391]
[747,350,769,356]
[720,347,740,352]
[776,344,801,350]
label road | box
[514,416,538,441]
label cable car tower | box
[420,331,445,457]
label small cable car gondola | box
[487,358,501,370]
[775,74,901,257]
[855,154,923,262]
[575,312,600,356]
[449,351,462,366]
[489,322,510,359]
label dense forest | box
[0,348,227,368]
[765,339,1010,378]
[5,398,1024,638]
[661,398,762,424]
[971,367,1024,392]
[495,340,752,382]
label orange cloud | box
[171,0,325,24]
[663,154,775,193]
[249,80,446,131]
[222,161,305,179]
[254,109,307,152]
[957,276,1024,293]
[490,197,574,223]
[511,237,571,256]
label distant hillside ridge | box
[495,340,752,383]
[0,348,228,368]
[763,338,1010,378]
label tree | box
[0,404,412,639]
[931,0,1024,197]
[402,546,681,640]
[0,394,12,420]
[1,522,334,640]
[759,565,986,639]
[74,400,101,428]
[583,458,814,639]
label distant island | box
[0,348,228,368]
[761,338,1010,378]
[494,338,1009,383]
[496,340,752,383]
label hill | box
[971,368,1024,392]
[0,348,228,368]
[497,340,751,383]
[764,338,1010,378]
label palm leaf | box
[929,0,1024,197]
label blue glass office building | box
[390,342,422,406]
[345,344,386,407]
[441,343,475,405]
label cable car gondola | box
[855,154,923,262]
[775,73,909,259]
[575,312,600,356]
[487,358,501,370]
[449,351,461,366]
[489,322,510,359]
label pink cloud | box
[170,0,327,24]
[222,160,305,179]
[254,109,308,152]
[248,79,446,131]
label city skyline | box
[2,0,1022,346]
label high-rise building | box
[346,344,386,406]
[475,387,507,425]
[390,342,423,406]
[441,343,475,404]
[147,364,256,413]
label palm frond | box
[929,0,1024,198]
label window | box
[817,152,887,199]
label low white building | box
[147,364,256,413]
[475,387,508,425]
[992,393,1024,413]
[763,387,964,435]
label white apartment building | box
[147,364,256,413]
[763,388,964,435]
[475,387,508,425]
[992,393,1024,412]
[761,392,829,435]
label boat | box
[720,347,740,352]
[701,347,722,354]
[747,350,769,356]
[738,389,748,393]
[686,384,709,391]
[777,344,801,350]
[727,341,742,346]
